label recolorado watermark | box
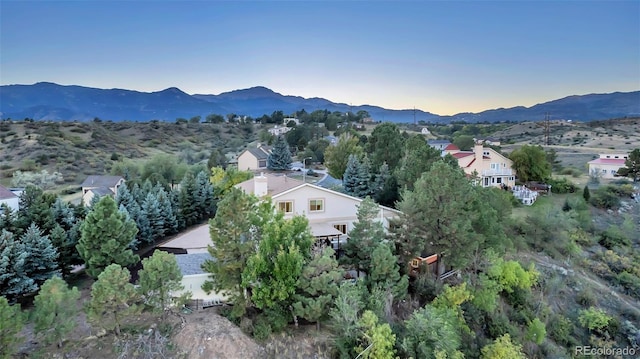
[575,345,637,357]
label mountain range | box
[0,82,638,123]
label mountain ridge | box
[1,82,638,123]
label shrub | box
[616,272,640,299]
[576,288,597,307]
[578,307,612,332]
[598,227,631,249]
[589,188,620,209]
[547,177,576,193]
[252,315,273,341]
[549,315,574,346]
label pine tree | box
[141,192,164,243]
[583,185,590,202]
[194,170,216,219]
[130,183,145,205]
[88,192,102,208]
[355,156,372,198]
[77,196,139,278]
[202,188,267,319]
[341,197,386,276]
[86,264,138,336]
[170,188,185,230]
[367,243,408,300]
[267,135,293,171]
[178,173,198,226]
[0,296,25,359]
[32,276,81,347]
[20,223,59,286]
[154,185,178,235]
[0,203,18,234]
[49,198,76,231]
[138,251,188,319]
[16,185,55,234]
[292,247,344,329]
[0,230,36,300]
[49,224,81,277]
[343,154,361,196]
[372,162,399,207]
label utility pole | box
[544,113,551,146]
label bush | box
[549,315,574,346]
[547,177,576,193]
[598,227,631,249]
[576,288,597,307]
[589,187,621,209]
[578,307,612,332]
[616,272,640,299]
[252,315,272,341]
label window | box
[606,155,611,158]
[258,159,267,167]
[614,156,619,159]
[483,151,490,156]
[277,201,293,214]
[333,224,347,234]
[309,199,324,212]
[496,177,502,184]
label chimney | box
[254,172,268,197]
[473,140,483,159]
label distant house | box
[427,139,451,151]
[173,252,229,309]
[235,173,400,252]
[476,137,501,146]
[362,117,376,124]
[445,141,515,188]
[283,117,300,126]
[81,175,125,206]
[268,125,292,136]
[421,127,431,135]
[324,135,338,145]
[0,185,20,212]
[237,145,272,171]
[588,153,629,179]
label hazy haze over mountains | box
[0,82,638,123]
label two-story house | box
[445,141,515,188]
[588,153,629,179]
[236,144,272,171]
[0,185,20,213]
[235,173,400,251]
[81,175,126,206]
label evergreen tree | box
[367,243,408,300]
[583,185,590,202]
[194,170,216,219]
[202,188,265,319]
[135,206,152,246]
[396,135,442,191]
[141,192,164,243]
[86,264,138,336]
[0,230,36,300]
[267,135,293,171]
[88,192,102,208]
[402,305,464,359]
[367,123,404,171]
[16,186,55,233]
[138,251,188,319]
[341,197,386,276]
[32,276,80,347]
[0,296,25,359]
[329,281,367,358]
[343,154,361,196]
[48,198,75,231]
[49,224,81,277]
[170,188,185,230]
[355,156,373,197]
[20,223,59,286]
[178,173,198,226]
[372,163,399,208]
[130,182,145,205]
[77,196,139,278]
[0,203,18,234]
[154,185,178,235]
[292,247,344,329]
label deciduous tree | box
[402,305,464,359]
[480,334,526,359]
[509,145,551,183]
[616,148,640,182]
[354,310,397,359]
[77,196,139,278]
[324,133,363,179]
[32,276,81,347]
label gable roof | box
[243,146,272,161]
[452,152,474,159]
[427,139,451,145]
[0,185,18,200]
[444,143,459,151]
[81,175,124,188]
[87,187,115,196]
[236,174,305,197]
[174,252,213,276]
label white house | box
[173,252,229,309]
[235,173,400,250]
[427,139,451,151]
[421,127,431,135]
[445,142,516,188]
[236,145,272,171]
[0,185,19,213]
[80,175,125,206]
[268,125,292,136]
[588,153,629,179]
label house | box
[0,185,19,212]
[283,118,300,126]
[268,125,292,136]
[237,144,272,171]
[427,139,451,151]
[81,175,125,206]
[173,252,229,309]
[588,153,629,179]
[421,127,431,135]
[157,224,210,254]
[445,141,515,188]
[324,135,338,145]
[235,173,400,252]
[476,137,501,146]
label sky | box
[1,1,639,115]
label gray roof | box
[245,146,271,160]
[0,185,18,200]
[81,175,124,188]
[175,253,213,275]
[427,140,451,145]
[88,187,115,196]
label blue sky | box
[1,1,639,115]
